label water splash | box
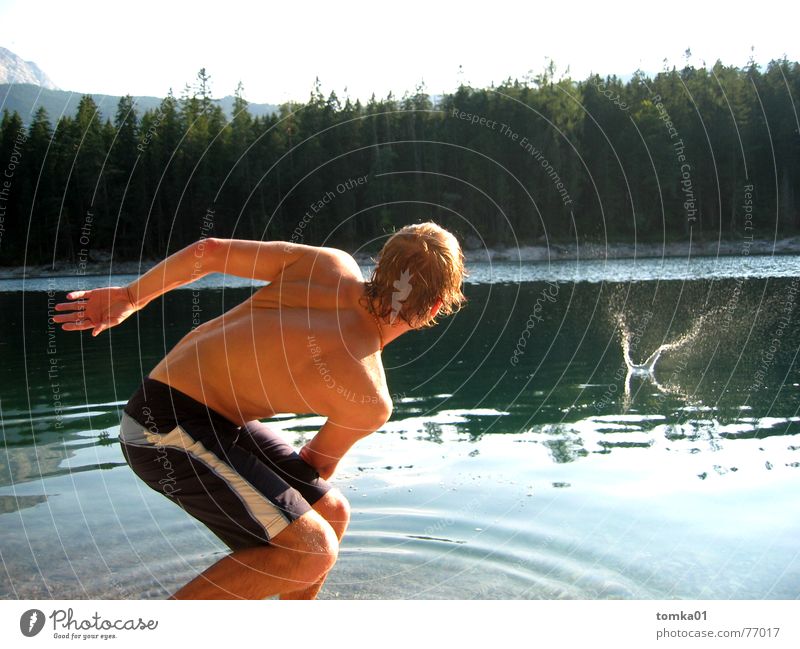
[614,310,710,409]
[621,313,706,372]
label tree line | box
[0,59,798,267]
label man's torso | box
[148,248,389,424]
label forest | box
[0,59,798,267]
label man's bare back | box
[56,238,397,480]
[149,246,390,427]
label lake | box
[1,255,799,599]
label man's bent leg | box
[232,419,350,598]
[172,509,338,600]
[119,380,339,599]
[278,489,351,600]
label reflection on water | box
[0,495,48,514]
[1,260,799,599]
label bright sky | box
[1,0,797,105]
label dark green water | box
[1,260,799,599]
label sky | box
[1,0,798,105]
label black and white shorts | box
[119,377,331,551]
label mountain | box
[0,45,279,123]
[0,83,280,125]
[0,47,58,89]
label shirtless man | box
[54,221,467,599]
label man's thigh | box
[120,412,318,552]
[236,420,333,506]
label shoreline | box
[2,237,799,279]
[466,236,800,262]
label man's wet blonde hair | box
[361,221,468,328]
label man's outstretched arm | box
[54,238,325,335]
[126,238,321,309]
[54,238,222,335]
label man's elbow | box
[339,403,391,440]
[192,237,224,274]
[376,400,393,427]
[358,402,392,437]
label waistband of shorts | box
[123,377,241,437]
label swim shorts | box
[119,377,332,551]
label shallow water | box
[1,258,799,599]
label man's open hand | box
[53,286,137,337]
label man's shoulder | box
[281,245,363,286]
[317,247,363,280]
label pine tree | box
[0,111,26,263]
[19,107,54,263]
[108,95,144,255]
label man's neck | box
[362,290,414,351]
[377,316,413,350]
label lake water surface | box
[1,256,799,599]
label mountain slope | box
[0,46,58,89]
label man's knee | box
[313,489,351,536]
[272,510,339,574]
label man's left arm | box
[54,238,335,335]
[125,238,328,309]
[299,404,392,481]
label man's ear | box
[430,298,443,316]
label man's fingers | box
[54,300,88,311]
[53,312,81,323]
[52,306,94,323]
[62,320,93,331]
[66,291,87,300]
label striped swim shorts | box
[119,377,331,551]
